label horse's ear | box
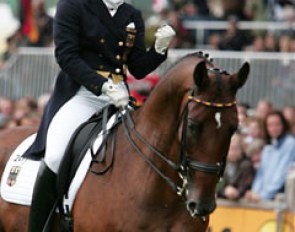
[193,61,208,88]
[236,62,250,89]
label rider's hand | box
[101,79,129,108]
[224,185,239,200]
[154,25,176,55]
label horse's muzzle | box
[186,200,216,217]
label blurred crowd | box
[217,100,295,202]
[2,0,295,70]
[0,94,50,130]
[145,0,295,51]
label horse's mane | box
[170,51,213,70]
[169,51,231,76]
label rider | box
[25,0,175,231]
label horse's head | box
[178,59,249,218]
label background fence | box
[183,20,295,45]
[0,47,59,99]
[165,50,295,108]
[0,47,295,108]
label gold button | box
[118,41,124,46]
[115,68,121,73]
[116,55,121,60]
[123,64,127,73]
[100,38,105,44]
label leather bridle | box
[121,94,237,197]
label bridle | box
[177,95,237,196]
[121,93,237,197]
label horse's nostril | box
[187,201,197,212]
[186,201,216,217]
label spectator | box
[13,96,38,122]
[218,17,251,51]
[245,138,265,170]
[289,37,295,52]
[207,34,221,50]
[166,10,194,48]
[3,118,18,129]
[37,93,51,116]
[0,36,17,69]
[0,28,26,69]
[0,114,8,129]
[169,0,186,12]
[192,0,210,17]
[217,134,255,200]
[0,96,14,118]
[237,102,250,134]
[246,111,295,201]
[268,0,295,21]
[0,96,46,131]
[245,35,265,52]
[279,34,292,52]
[283,106,295,135]
[28,0,53,47]
[0,97,14,129]
[220,0,248,20]
[264,32,278,52]
[243,117,265,148]
[181,2,199,20]
[245,0,267,20]
[255,100,273,120]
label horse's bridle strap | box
[188,160,224,175]
[188,96,237,108]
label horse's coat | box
[0,52,249,232]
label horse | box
[0,52,249,231]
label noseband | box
[121,94,237,197]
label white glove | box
[154,25,176,55]
[101,79,129,108]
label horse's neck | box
[128,70,191,205]
[136,73,188,155]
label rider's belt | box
[96,70,124,84]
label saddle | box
[56,104,119,209]
[56,98,139,201]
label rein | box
[122,94,237,197]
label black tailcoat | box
[24,0,166,159]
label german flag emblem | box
[7,166,21,187]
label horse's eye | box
[188,120,202,136]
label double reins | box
[122,94,237,197]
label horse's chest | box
[108,214,205,232]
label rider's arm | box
[53,0,107,95]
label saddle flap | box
[56,105,118,213]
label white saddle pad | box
[0,112,119,211]
[0,134,39,206]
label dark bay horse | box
[0,52,249,231]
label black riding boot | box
[28,161,57,232]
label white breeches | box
[44,87,110,173]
